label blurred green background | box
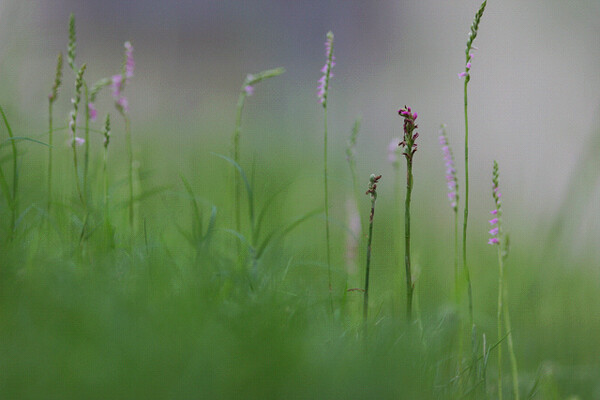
[0,0,600,398]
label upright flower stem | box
[504,283,520,400]
[462,79,474,329]
[460,0,486,341]
[231,68,284,265]
[404,159,414,320]
[0,106,18,236]
[83,84,90,200]
[363,174,381,327]
[233,89,246,260]
[318,32,335,311]
[48,50,64,221]
[398,106,419,321]
[102,114,113,246]
[489,160,519,400]
[324,107,332,304]
[124,113,134,231]
[47,101,54,214]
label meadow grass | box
[0,7,599,400]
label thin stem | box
[83,84,90,200]
[324,107,333,312]
[71,136,84,205]
[0,106,18,236]
[124,113,134,232]
[454,209,460,304]
[47,102,54,215]
[404,158,414,321]
[462,78,474,329]
[497,243,504,400]
[103,143,111,245]
[233,91,246,262]
[503,281,520,400]
[363,196,376,324]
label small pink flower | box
[74,137,85,146]
[244,85,254,96]
[458,71,467,78]
[117,97,129,112]
[388,138,401,164]
[88,103,97,121]
[490,209,498,215]
[466,62,472,69]
[488,237,499,245]
[488,227,499,235]
[124,41,134,79]
[489,218,498,225]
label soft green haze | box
[0,1,599,399]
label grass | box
[0,7,599,399]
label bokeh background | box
[1,0,599,254]
[1,1,600,397]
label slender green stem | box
[124,113,134,232]
[83,84,90,200]
[503,282,520,400]
[363,195,376,323]
[404,158,414,321]
[324,107,333,311]
[71,136,84,205]
[47,102,54,215]
[454,209,460,304]
[103,142,111,244]
[233,91,246,261]
[462,79,474,329]
[0,106,18,236]
[497,243,504,400]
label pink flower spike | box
[489,227,499,235]
[488,237,500,245]
[117,97,129,112]
[88,103,97,121]
[458,71,467,78]
[244,85,254,96]
[489,218,499,225]
[490,209,498,215]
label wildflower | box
[317,31,335,106]
[124,41,134,79]
[398,106,419,159]
[439,126,458,210]
[488,160,502,245]
[388,137,401,165]
[88,102,97,121]
[244,85,254,96]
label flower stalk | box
[318,31,335,309]
[363,174,381,325]
[398,106,419,321]
[489,161,519,400]
[460,0,487,333]
[47,52,63,216]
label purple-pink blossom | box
[488,227,499,235]
[439,130,458,210]
[124,41,134,79]
[489,218,499,225]
[317,32,334,106]
[244,85,254,96]
[488,238,499,245]
[388,137,401,165]
[88,102,97,121]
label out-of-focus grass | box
[1,108,599,399]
